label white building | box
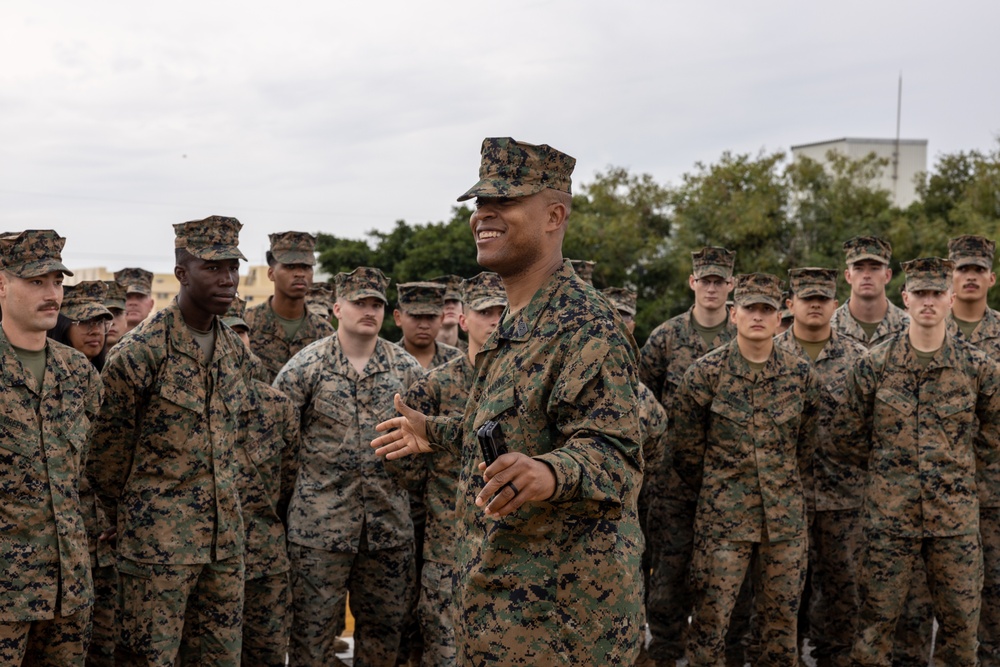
[790,137,928,208]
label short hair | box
[175,247,196,267]
[265,250,277,267]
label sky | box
[2,1,998,275]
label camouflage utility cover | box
[462,271,507,311]
[268,231,317,266]
[457,137,576,202]
[788,267,837,299]
[335,267,388,303]
[430,274,464,302]
[61,281,112,321]
[173,215,247,261]
[692,246,736,279]
[0,229,73,277]
[114,267,153,296]
[733,272,782,309]
[843,235,892,265]
[902,257,954,292]
[397,281,446,316]
[948,234,996,269]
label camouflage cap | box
[733,273,783,309]
[902,257,954,292]
[306,282,335,320]
[788,267,838,299]
[430,275,464,302]
[397,281,446,316]
[173,215,247,261]
[692,247,736,279]
[335,267,389,304]
[114,267,153,296]
[221,296,249,331]
[269,231,317,266]
[602,286,637,317]
[843,236,891,266]
[457,137,576,202]
[948,234,996,270]
[103,280,127,310]
[0,230,74,278]
[569,259,596,286]
[462,272,507,311]
[61,281,112,322]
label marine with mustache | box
[274,267,423,666]
[89,215,254,666]
[0,230,102,666]
[945,235,1000,666]
[246,231,335,383]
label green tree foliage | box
[314,143,1000,345]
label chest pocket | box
[159,380,204,415]
[0,416,38,459]
[874,386,913,438]
[473,378,517,434]
[769,395,803,426]
[825,376,849,406]
[312,396,353,428]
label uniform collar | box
[481,260,578,352]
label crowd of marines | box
[0,136,998,667]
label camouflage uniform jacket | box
[849,332,1000,537]
[245,297,336,383]
[427,262,644,663]
[274,335,423,552]
[400,353,474,565]
[830,298,909,348]
[639,306,735,503]
[236,378,300,580]
[774,329,870,511]
[638,382,668,496]
[0,331,102,621]
[89,302,251,564]
[672,339,821,542]
[948,307,1000,507]
[79,474,114,569]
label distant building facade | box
[791,137,928,208]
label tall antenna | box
[892,73,902,202]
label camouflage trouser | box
[242,571,291,667]
[889,558,934,667]
[288,540,414,667]
[87,563,117,667]
[807,509,862,667]
[114,555,245,667]
[415,559,456,667]
[980,507,1000,666]
[688,534,806,667]
[0,607,93,666]
[852,532,982,667]
[647,498,751,664]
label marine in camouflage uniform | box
[604,285,669,666]
[275,267,424,667]
[394,281,463,370]
[305,281,335,324]
[673,273,821,667]
[245,231,336,383]
[829,236,932,666]
[639,247,750,665]
[432,274,468,352]
[224,299,302,667]
[945,235,1000,666]
[0,231,101,666]
[773,268,869,667]
[375,138,645,665]
[847,257,1000,666]
[114,267,155,335]
[89,216,253,667]
[394,272,508,667]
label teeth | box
[479,231,503,239]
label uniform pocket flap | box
[159,380,203,414]
[876,387,914,416]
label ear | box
[267,266,275,282]
[332,300,343,320]
[885,267,893,281]
[545,199,569,233]
[393,310,403,326]
[689,274,697,291]
[459,313,470,333]
[174,265,188,285]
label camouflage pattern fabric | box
[429,341,463,369]
[0,329,101,623]
[687,535,807,667]
[268,231,317,265]
[115,557,244,667]
[639,306,735,660]
[401,354,475,666]
[287,541,413,667]
[691,246,736,279]
[672,339,821,665]
[0,607,93,667]
[242,572,292,667]
[245,297,336,383]
[807,508,863,667]
[947,309,1000,666]
[848,332,1000,665]
[842,235,892,265]
[424,261,644,665]
[274,335,422,664]
[86,564,117,667]
[89,301,251,564]
[0,228,74,277]
[851,532,982,666]
[114,267,153,296]
[456,137,576,202]
[172,215,247,261]
[829,299,909,349]
[636,382,667,627]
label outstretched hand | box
[371,394,433,459]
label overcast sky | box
[2,1,998,275]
